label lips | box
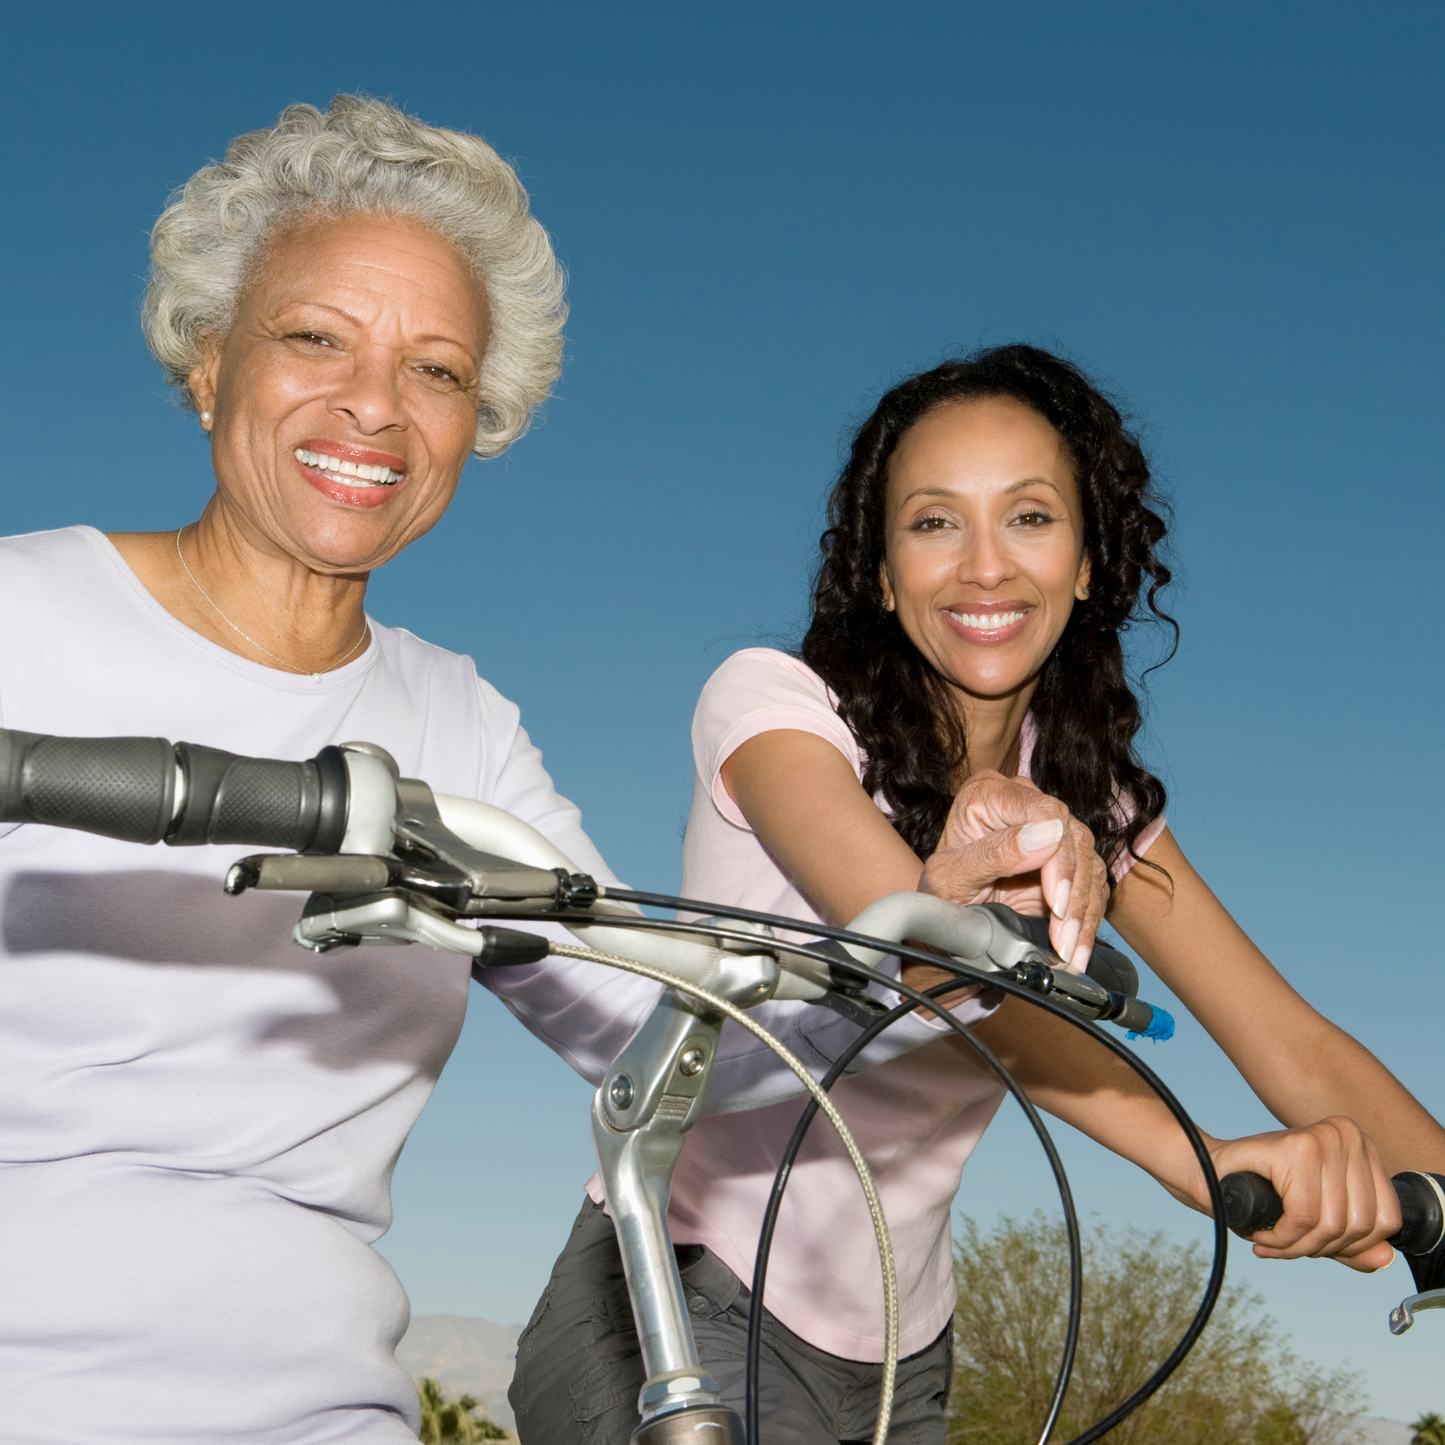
[941,603,1034,644]
[297,439,407,472]
[293,439,407,508]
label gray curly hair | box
[142,95,566,458]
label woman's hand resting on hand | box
[917,769,1109,970]
[902,770,1110,1008]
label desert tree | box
[948,1214,1363,1445]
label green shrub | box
[947,1214,1363,1445]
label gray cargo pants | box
[509,1197,952,1445]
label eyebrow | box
[281,302,478,357]
[896,476,1067,506]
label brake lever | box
[975,905,1173,1037]
[279,885,551,966]
[1389,1288,1445,1335]
[226,852,474,911]
[225,844,598,918]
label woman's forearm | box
[1212,1009,1445,1175]
[969,997,1216,1205]
[1109,828,1445,1177]
[970,997,1405,1272]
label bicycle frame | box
[269,744,1134,1441]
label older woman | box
[0,95,594,1445]
[0,98,1070,1444]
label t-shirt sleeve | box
[1112,813,1167,882]
[467,677,674,1085]
[694,649,865,830]
[472,676,617,885]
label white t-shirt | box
[655,649,1163,1362]
[0,532,908,1444]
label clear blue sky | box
[4,0,1443,1420]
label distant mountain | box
[1354,1421,1413,1445]
[397,1315,522,1431]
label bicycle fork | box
[592,984,753,1444]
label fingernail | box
[1069,942,1092,973]
[1057,919,1080,963]
[1019,818,1064,851]
[1051,879,1071,920]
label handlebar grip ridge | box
[170,742,348,852]
[0,728,350,853]
[0,730,176,844]
[1084,945,1138,999]
[1220,1171,1285,1237]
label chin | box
[289,516,412,574]
[944,662,1038,701]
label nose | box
[328,346,407,436]
[956,522,1013,591]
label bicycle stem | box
[590,986,746,1436]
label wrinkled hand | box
[1206,1118,1401,1272]
[917,770,1108,970]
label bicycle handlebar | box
[1221,1169,1445,1255]
[6,720,1436,1436]
[3,726,1171,1034]
[0,728,349,852]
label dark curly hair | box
[800,344,1175,879]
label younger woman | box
[512,346,1442,1444]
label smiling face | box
[188,212,488,575]
[879,395,1091,712]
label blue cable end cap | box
[1128,1005,1175,1043]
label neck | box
[953,680,1039,779]
[108,497,371,676]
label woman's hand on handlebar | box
[918,770,1108,971]
[1201,1118,1402,1272]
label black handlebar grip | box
[0,727,350,854]
[0,729,177,843]
[1220,1172,1285,1238]
[1391,1172,1445,1256]
[169,742,348,852]
[1221,1170,1445,1256]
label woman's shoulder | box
[0,525,113,577]
[692,647,861,778]
[367,623,520,726]
[698,647,835,713]
[0,527,159,631]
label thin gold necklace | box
[175,527,368,683]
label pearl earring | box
[200,411,212,424]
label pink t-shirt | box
[637,648,1163,1362]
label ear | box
[187,333,223,429]
[879,560,896,613]
[1074,553,1092,602]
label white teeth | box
[947,609,1027,630]
[293,449,402,485]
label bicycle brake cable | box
[491,896,1229,1445]
[746,981,1081,1445]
